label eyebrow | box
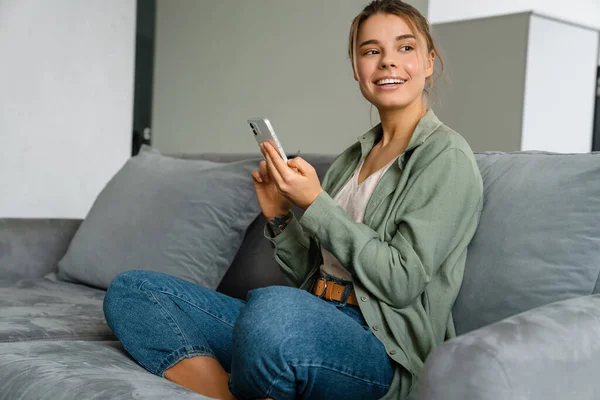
[358,34,416,48]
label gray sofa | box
[1,151,599,400]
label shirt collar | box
[357,109,443,160]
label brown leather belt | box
[311,277,358,306]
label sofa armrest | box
[420,294,600,400]
[0,219,82,280]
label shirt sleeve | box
[298,149,483,308]
[263,213,319,287]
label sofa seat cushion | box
[0,275,114,342]
[0,340,212,399]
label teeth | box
[377,78,405,85]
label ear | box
[425,50,435,78]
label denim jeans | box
[103,270,394,400]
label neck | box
[377,99,427,148]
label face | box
[354,13,434,111]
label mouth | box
[374,77,407,87]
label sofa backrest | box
[454,151,600,334]
[183,151,600,336]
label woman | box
[103,1,483,399]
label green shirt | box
[266,110,483,399]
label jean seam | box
[292,361,391,388]
[138,278,239,328]
[155,289,238,328]
[137,278,149,291]
[263,360,292,398]
[145,288,191,349]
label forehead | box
[358,13,417,42]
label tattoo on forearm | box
[268,211,293,236]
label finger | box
[251,170,262,183]
[263,142,293,180]
[287,157,313,176]
[263,146,285,186]
[258,160,270,183]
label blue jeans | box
[103,270,394,400]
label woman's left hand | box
[261,142,324,210]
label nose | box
[380,59,397,69]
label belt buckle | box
[318,279,328,300]
[314,278,328,300]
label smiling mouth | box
[375,78,407,86]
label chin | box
[374,100,413,111]
[373,95,423,112]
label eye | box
[363,49,379,56]
[399,45,414,52]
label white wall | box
[153,0,377,155]
[408,0,428,16]
[0,0,136,218]
[428,0,600,30]
[521,16,599,152]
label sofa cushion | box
[57,146,261,290]
[454,151,600,335]
[0,219,81,280]
[0,275,113,342]
[0,340,211,399]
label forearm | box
[264,212,317,287]
[266,211,293,237]
[299,193,416,305]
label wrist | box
[263,207,292,220]
[301,189,324,210]
[267,211,293,237]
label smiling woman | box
[103,1,483,400]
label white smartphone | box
[247,117,288,163]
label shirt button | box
[389,349,397,355]
[360,295,369,302]
[372,325,379,331]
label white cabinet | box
[431,12,599,152]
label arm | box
[259,145,342,288]
[299,149,482,308]
[264,211,319,287]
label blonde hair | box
[348,0,443,94]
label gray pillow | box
[453,151,600,335]
[57,146,262,290]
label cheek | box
[356,65,372,86]
[404,56,423,77]
[357,57,378,76]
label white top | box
[319,156,398,281]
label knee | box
[103,270,155,325]
[230,286,320,397]
[232,286,312,366]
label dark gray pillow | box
[57,146,262,290]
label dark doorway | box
[593,67,600,152]
[132,0,156,156]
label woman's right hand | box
[251,160,292,219]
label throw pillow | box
[57,145,261,290]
